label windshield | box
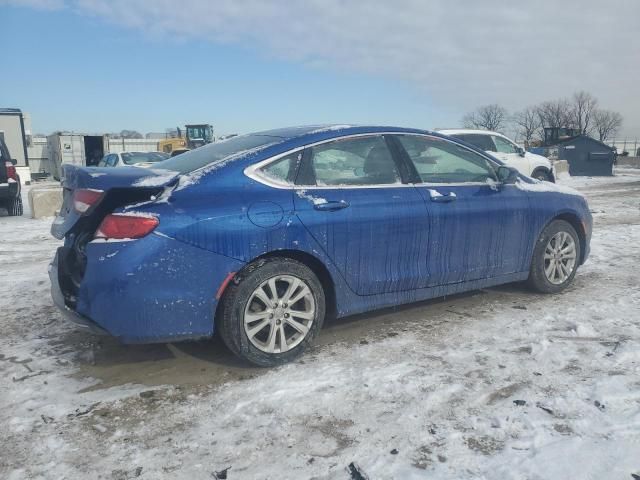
[121,152,170,165]
[153,134,281,174]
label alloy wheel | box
[543,231,577,285]
[243,275,316,353]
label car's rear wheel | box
[528,220,581,293]
[217,258,325,366]
[7,196,23,216]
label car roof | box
[438,128,503,137]
[156,124,505,181]
[250,124,438,143]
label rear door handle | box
[429,190,457,203]
[314,200,350,211]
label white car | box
[97,151,170,168]
[438,129,555,182]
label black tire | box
[532,168,552,182]
[527,220,581,294]
[217,257,326,367]
[7,196,23,216]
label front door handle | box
[314,200,350,211]
[429,190,457,203]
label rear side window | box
[396,135,497,184]
[455,134,497,152]
[303,136,401,186]
[258,152,301,185]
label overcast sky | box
[2,0,639,137]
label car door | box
[393,134,533,286]
[293,134,431,295]
[491,135,530,175]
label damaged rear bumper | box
[48,233,246,343]
[49,248,109,335]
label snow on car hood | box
[515,178,583,196]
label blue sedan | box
[49,125,592,366]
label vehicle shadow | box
[71,282,533,389]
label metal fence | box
[609,139,640,156]
[107,138,160,153]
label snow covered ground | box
[1,170,639,479]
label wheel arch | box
[531,166,555,182]
[216,249,338,322]
[549,212,587,264]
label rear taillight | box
[73,189,104,214]
[5,161,17,181]
[95,214,159,240]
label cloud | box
[8,0,640,132]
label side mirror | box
[10,158,17,165]
[497,165,519,184]
[516,146,526,157]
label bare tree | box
[462,104,508,131]
[593,110,623,142]
[569,91,598,134]
[119,129,143,139]
[536,99,573,129]
[513,107,540,146]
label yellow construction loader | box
[158,124,214,156]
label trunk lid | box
[51,164,179,239]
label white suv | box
[438,129,555,182]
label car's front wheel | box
[528,220,581,293]
[217,258,326,367]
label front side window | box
[396,135,497,184]
[305,136,401,186]
[107,155,118,167]
[455,134,497,152]
[492,135,519,154]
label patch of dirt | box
[486,382,529,405]
[465,435,505,455]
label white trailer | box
[47,133,108,179]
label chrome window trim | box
[244,132,502,190]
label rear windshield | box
[121,152,169,165]
[153,135,281,174]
